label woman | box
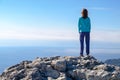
[78,8,91,56]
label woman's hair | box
[82,8,88,19]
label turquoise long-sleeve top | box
[78,17,91,32]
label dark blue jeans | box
[79,32,90,55]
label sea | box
[0,46,120,74]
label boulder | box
[46,65,60,79]
[51,59,66,72]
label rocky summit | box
[0,56,120,80]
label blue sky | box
[0,0,120,47]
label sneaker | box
[86,53,90,56]
[80,54,84,57]
[86,54,91,57]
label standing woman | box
[78,8,91,56]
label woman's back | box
[78,17,91,32]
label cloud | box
[0,27,120,43]
[91,30,120,43]
[89,7,110,10]
[0,27,78,40]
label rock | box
[25,68,42,80]
[1,55,120,80]
[48,72,68,80]
[50,56,61,60]
[67,70,76,79]
[76,69,86,80]
[51,59,66,72]
[46,69,60,79]
[48,77,55,80]
[46,65,60,79]
[56,72,66,80]
[93,64,115,72]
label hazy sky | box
[0,0,120,46]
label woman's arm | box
[89,18,91,32]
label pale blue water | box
[0,46,120,74]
